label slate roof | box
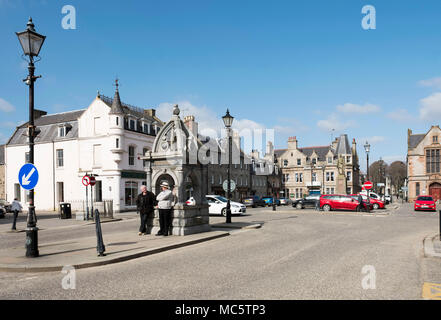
[409,134,425,149]
[0,145,4,165]
[17,109,85,128]
[335,134,351,155]
[99,94,163,125]
[299,146,331,161]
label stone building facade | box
[276,134,361,200]
[407,126,441,201]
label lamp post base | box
[25,227,39,257]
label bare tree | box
[387,161,406,195]
[369,160,388,194]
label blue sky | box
[2,0,441,171]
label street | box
[0,203,439,299]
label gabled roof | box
[409,134,425,149]
[274,149,287,157]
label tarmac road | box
[0,203,440,299]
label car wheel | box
[373,203,379,210]
[296,203,302,209]
[323,204,331,211]
[221,208,226,216]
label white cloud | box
[317,114,356,132]
[336,103,380,114]
[0,98,15,112]
[419,92,441,121]
[418,77,441,90]
[386,108,414,122]
[359,136,385,144]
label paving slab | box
[0,229,229,273]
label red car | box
[320,194,373,212]
[350,194,385,210]
[414,195,436,211]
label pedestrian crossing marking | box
[422,282,441,300]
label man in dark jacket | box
[136,185,156,235]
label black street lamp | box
[222,109,234,223]
[272,157,278,211]
[16,18,45,258]
[364,141,371,213]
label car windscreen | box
[417,196,433,201]
[215,196,228,202]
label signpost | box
[82,174,90,220]
[89,176,96,219]
[363,181,373,213]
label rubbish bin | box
[59,203,72,219]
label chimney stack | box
[288,136,298,150]
[184,115,198,137]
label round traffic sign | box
[222,179,236,192]
[82,175,90,186]
[89,176,96,186]
[18,163,39,190]
[363,181,373,190]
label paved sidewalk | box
[0,229,230,272]
[424,234,441,258]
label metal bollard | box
[95,209,106,256]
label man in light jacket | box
[11,198,22,231]
[156,181,174,236]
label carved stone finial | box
[173,104,180,116]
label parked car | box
[320,194,373,212]
[205,195,246,216]
[414,195,436,211]
[292,194,320,209]
[360,190,382,202]
[278,198,291,205]
[243,196,266,208]
[0,200,11,213]
[185,197,196,206]
[0,207,4,219]
[349,194,385,210]
[261,196,281,206]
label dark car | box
[261,196,281,206]
[0,200,11,213]
[292,194,321,209]
[243,196,266,208]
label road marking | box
[422,282,441,300]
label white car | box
[186,195,246,215]
[206,195,246,216]
[360,190,382,201]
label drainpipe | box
[52,140,55,211]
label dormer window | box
[327,157,333,164]
[346,156,351,163]
[129,119,136,130]
[58,123,72,137]
[434,136,438,143]
[312,158,317,165]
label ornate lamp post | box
[364,141,371,213]
[272,157,278,211]
[222,109,234,223]
[16,18,46,257]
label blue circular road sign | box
[18,163,39,190]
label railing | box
[63,199,114,219]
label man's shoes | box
[156,232,163,236]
